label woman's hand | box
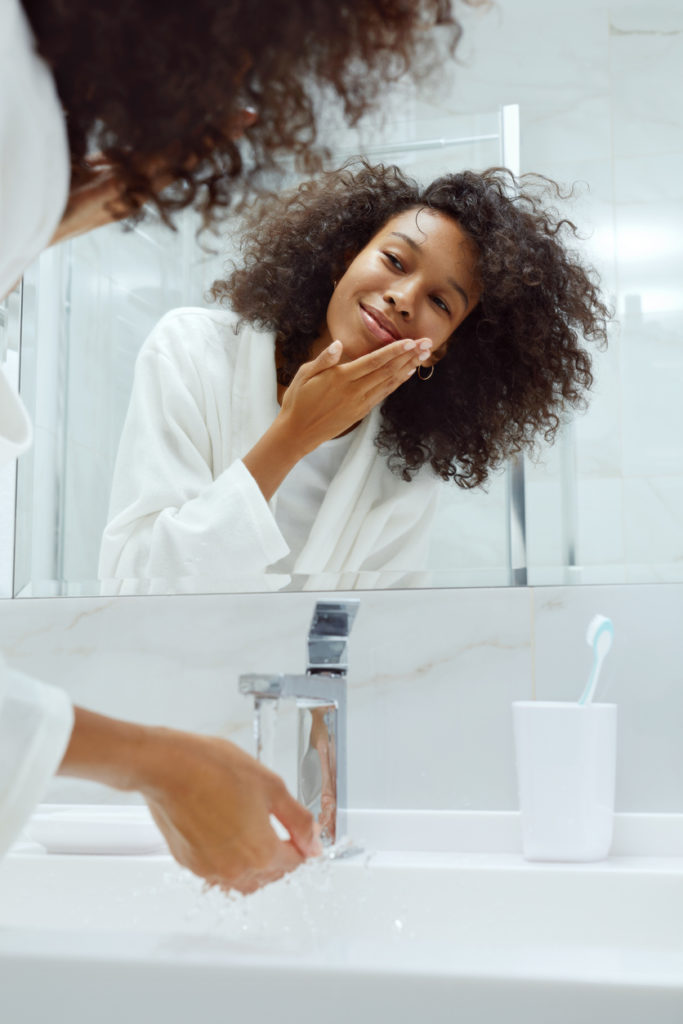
[141,728,320,893]
[280,336,432,454]
[243,336,432,501]
[59,707,320,894]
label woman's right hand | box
[242,335,431,502]
[279,335,432,455]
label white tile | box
[610,16,683,159]
[576,478,626,566]
[0,588,533,811]
[533,583,683,810]
[620,313,683,477]
[623,477,683,565]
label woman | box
[100,162,609,590]
[1,0,467,893]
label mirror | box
[5,2,682,596]
[11,105,523,596]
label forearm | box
[56,708,320,893]
[57,706,161,793]
[242,411,309,502]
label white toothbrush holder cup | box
[512,701,617,862]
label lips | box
[359,304,401,344]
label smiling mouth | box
[359,304,401,344]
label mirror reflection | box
[96,159,605,594]
[15,107,532,595]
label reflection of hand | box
[243,336,432,502]
[280,336,432,456]
[308,707,337,842]
[59,707,320,893]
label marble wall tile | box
[620,313,683,477]
[609,14,683,159]
[4,582,682,812]
[0,587,533,811]
[623,477,683,566]
[533,583,683,810]
[576,477,626,567]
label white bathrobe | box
[99,307,440,591]
[0,0,73,858]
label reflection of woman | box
[100,162,609,589]
[2,0,461,892]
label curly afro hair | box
[21,0,468,230]
[215,161,610,488]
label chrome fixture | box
[239,599,359,845]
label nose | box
[384,280,417,319]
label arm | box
[59,706,319,893]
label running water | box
[254,696,279,769]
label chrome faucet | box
[239,599,359,845]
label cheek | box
[325,288,344,331]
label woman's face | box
[319,207,481,365]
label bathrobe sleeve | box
[0,2,74,858]
[0,382,74,856]
[98,310,289,587]
[0,659,73,858]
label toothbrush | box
[578,614,614,705]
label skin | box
[242,208,482,503]
[319,207,481,364]
[59,707,320,893]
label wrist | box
[271,408,315,461]
[243,413,311,502]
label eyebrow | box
[390,231,470,310]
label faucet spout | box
[239,600,359,845]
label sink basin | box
[2,809,683,1024]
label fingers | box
[296,339,343,383]
[350,338,431,408]
[270,777,323,858]
[344,336,433,380]
[230,838,308,895]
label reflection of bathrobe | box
[99,307,440,591]
[0,0,73,858]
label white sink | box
[2,808,683,1024]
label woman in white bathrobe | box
[100,162,610,592]
[2,0,458,892]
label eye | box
[432,295,451,314]
[383,252,404,271]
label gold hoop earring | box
[417,364,434,381]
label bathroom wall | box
[446,0,683,583]
[1,583,681,813]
